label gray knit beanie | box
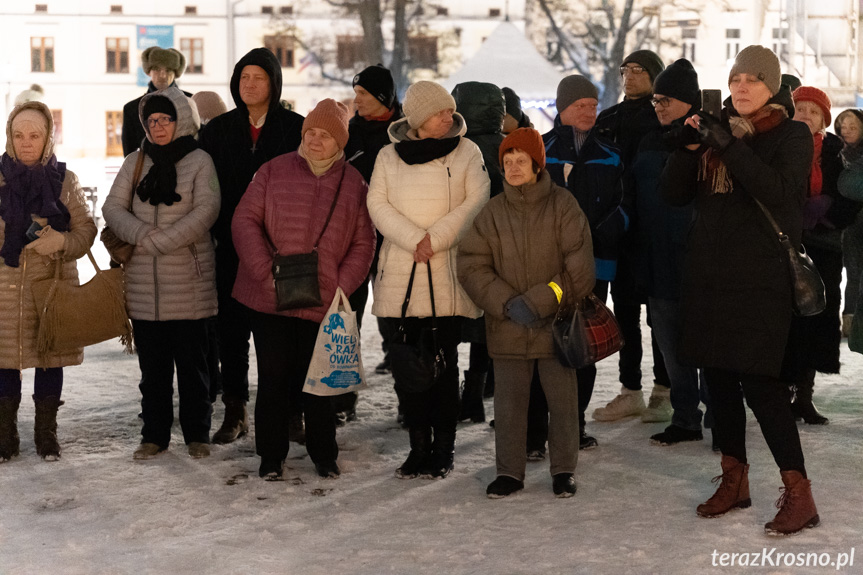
[555,75,598,114]
[728,45,781,96]
[403,81,457,129]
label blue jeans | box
[648,297,710,431]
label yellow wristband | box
[548,281,563,304]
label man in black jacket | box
[339,64,403,424]
[199,48,304,444]
[121,47,190,156]
[592,50,673,425]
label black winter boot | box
[0,395,21,462]
[396,426,431,479]
[426,429,455,479]
[33,395,64,461]
[457,370,486,423]
[791,371,828,425]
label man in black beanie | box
[592,49,673,425]
[501,87,533,134]
[629,58,713,446]
[199,48,304,445]
[343,64,404,423]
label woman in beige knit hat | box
[232,99,375,481]
[664,45,820,536]
[368,81,490,479]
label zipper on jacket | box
[153,206,160,320]
[189,244,202,278]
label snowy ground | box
[1,248,861,574]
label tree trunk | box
[391,0,408,94]
[359,0,384,66]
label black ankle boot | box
[426,430,455,478]
[396,426,431,479]
[457,370,486,423]
[792,371,828,425]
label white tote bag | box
[303,287,368,396]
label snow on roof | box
[441,22,564,101]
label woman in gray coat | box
[103,87,220,461]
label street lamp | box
[643,5,662,55]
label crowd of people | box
[3,41,860,537]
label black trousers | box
[379,316,462,434]
[248,310,337,464]
[133,319,212,448]
[703,368,806,475]
[216,252,251,403]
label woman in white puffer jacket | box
[368,80,489,480]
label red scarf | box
[809,133,823,197]
[363,108,395,122]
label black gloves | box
[504,295,539,325]
[662,123,701,149]
[696,112,734,152]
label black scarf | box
[0,153,70,267]
[137,135,198,206]
[394,136,460,165]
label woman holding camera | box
[661,46,819,535]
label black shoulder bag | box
[388,262,446,394]
[754,198,826,317]
[272,167,346,311]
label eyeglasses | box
[620,65,647,76]
[147,116,176,128]
[651,97,672,109]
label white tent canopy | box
[441,22,564,102]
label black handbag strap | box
[311,165,347,250]
[398,261,438,329]
[753,197,788,239]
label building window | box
[106,111,123,156]
[35,4,47,12]
[489,8,501,17]
[106,38,129,73]
[725,28,741,60]
[110,4,122,13]
[279,6,293,15]
[261,5,274,14]
[264,35,295,68]
[681,28,697,62]
[408,36,438,69]
[436,7,448,16]
[51,110,62,145]
[336,35,365,69]
[180,38,204,73]
[184,5,197,15]
[772,27,788,61]
[31,37,54,72]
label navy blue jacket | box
[543,116,628,281]
[631,125,693,300]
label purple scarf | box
[0,153,70,267]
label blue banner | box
[136,25,174,87]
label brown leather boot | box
[212,397,249,444]
[0,395,21,462]
[33,395,64,461]
[696,455,751,518]
[764,470,820,536]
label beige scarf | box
[299,144,343,176]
